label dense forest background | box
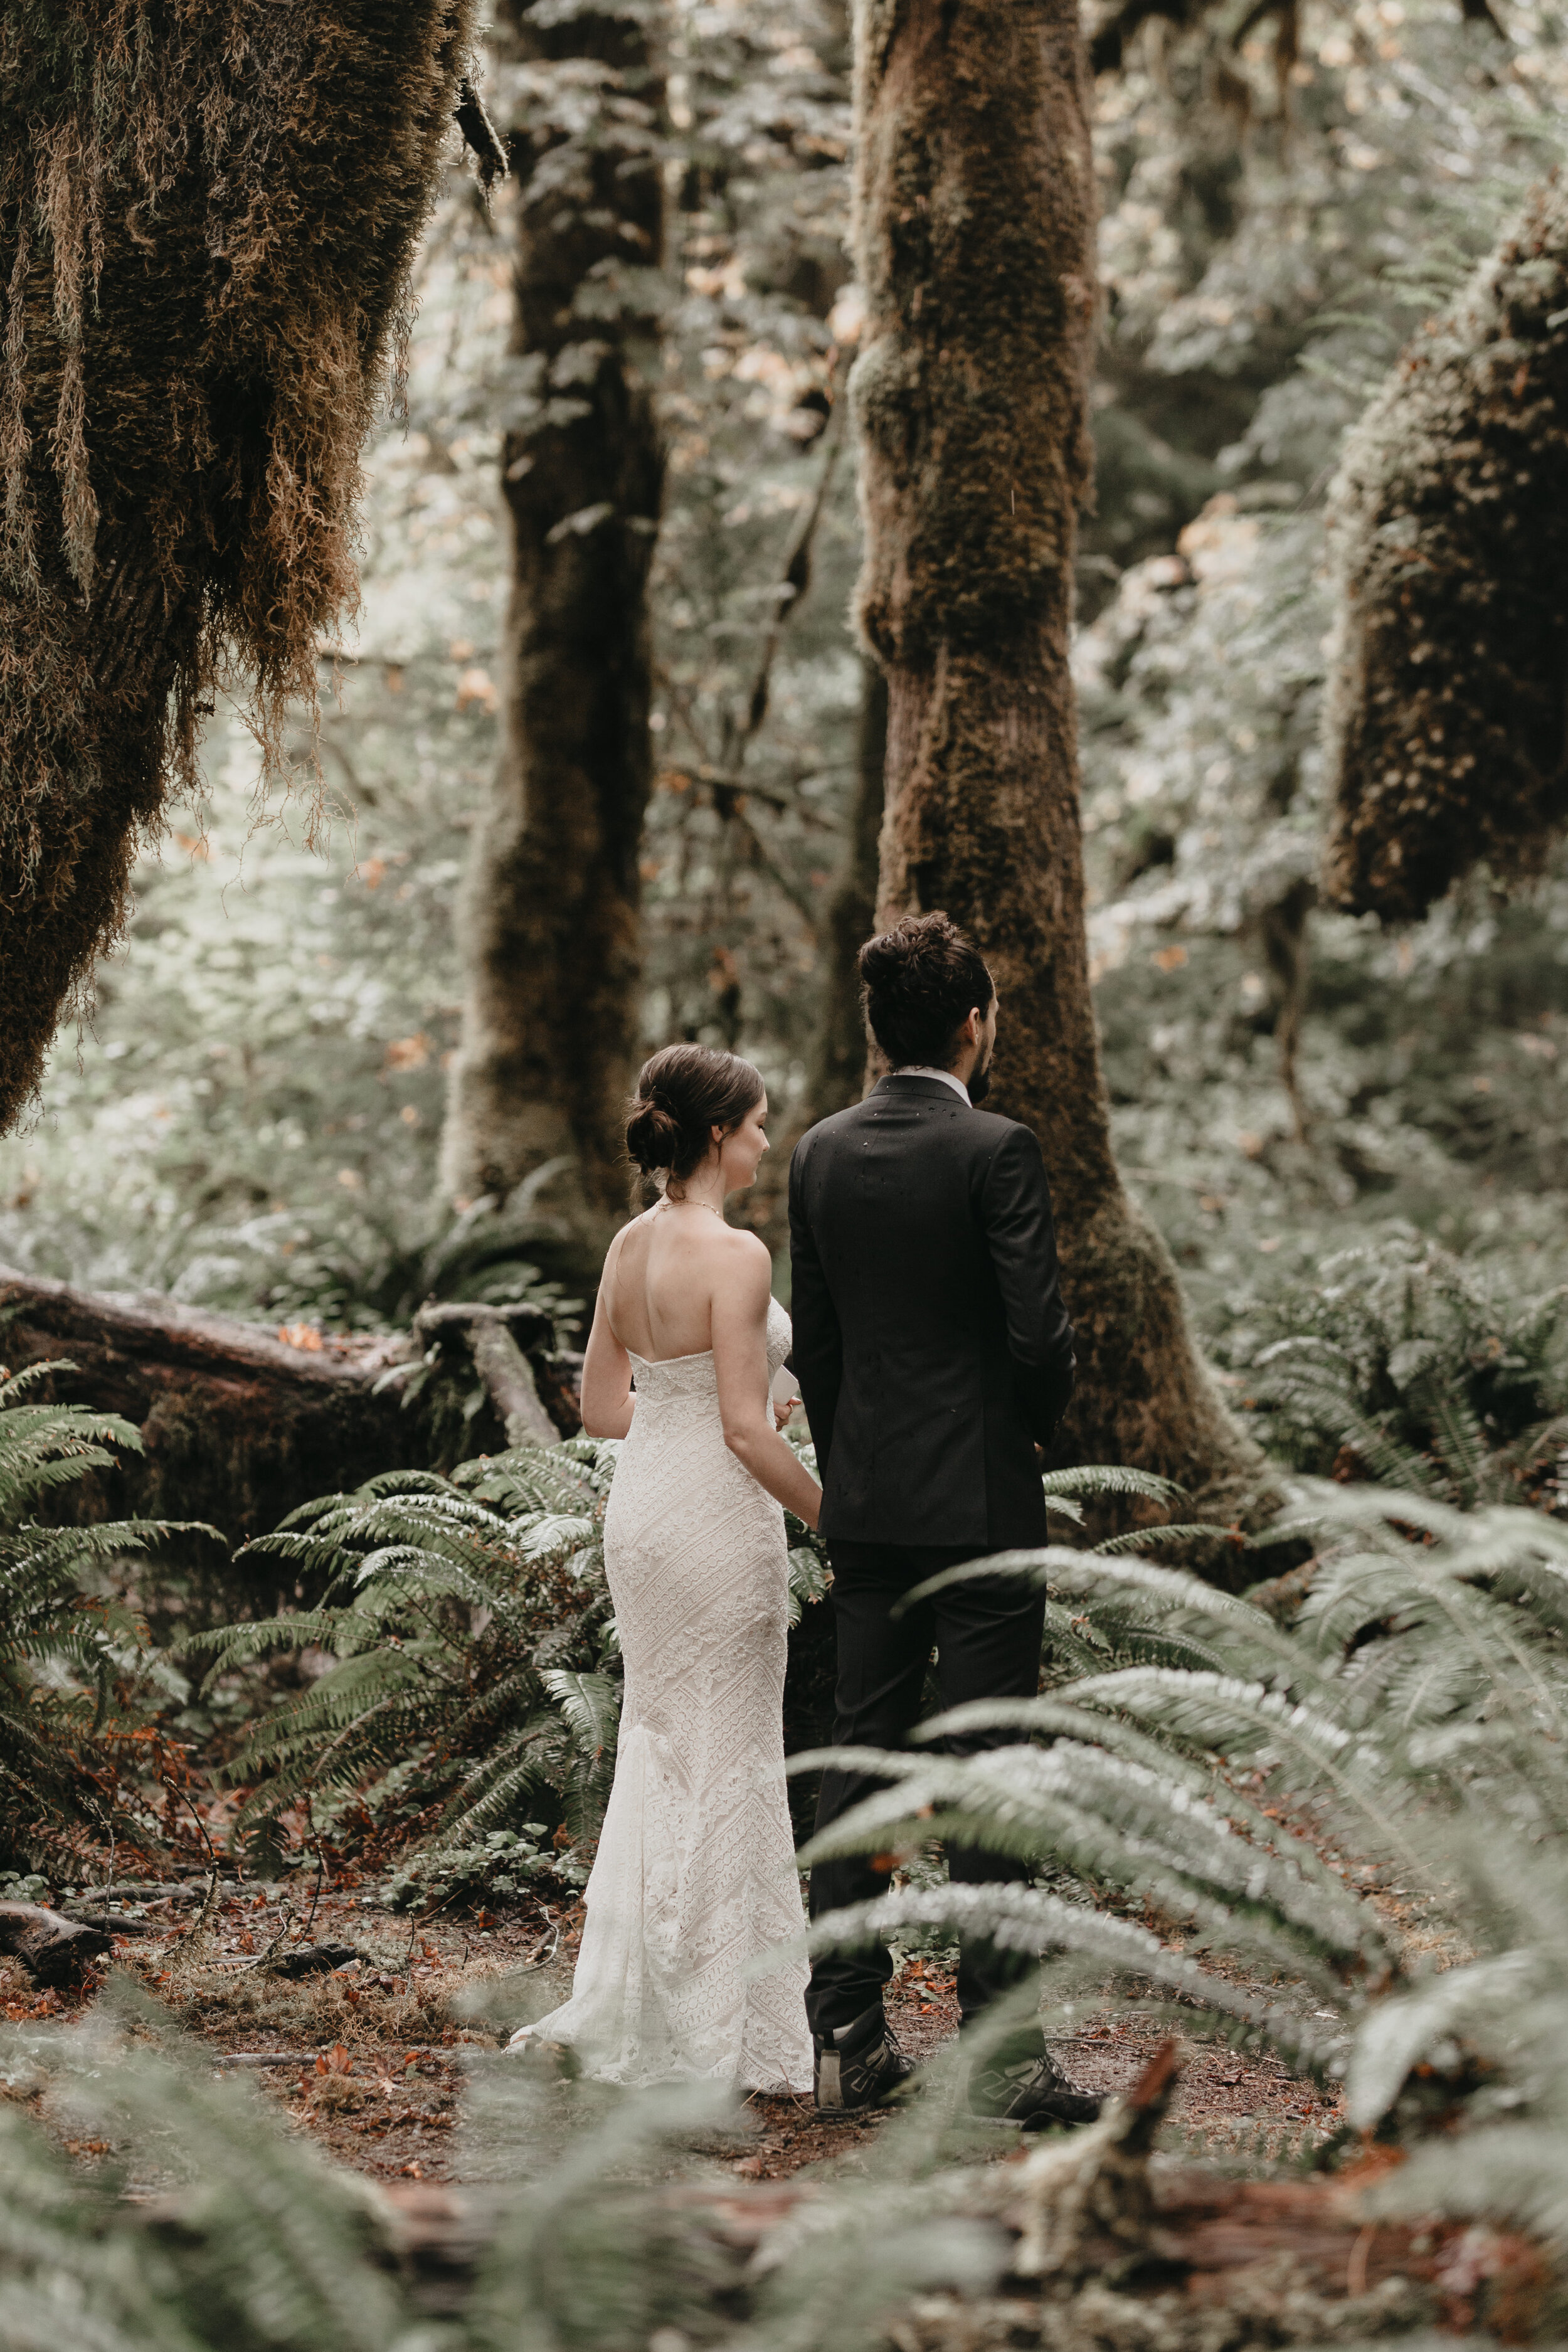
[5,6,1568,2342]
[5,0,1564,1397]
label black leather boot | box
[812,2002,916,2114]
[968,2035,1101,2130]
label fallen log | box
[0,1900,112,1985]
[117,2040,1558,2344]
[0,1264,581,1547]
[63,1879,243,1907]
[317,2052,1558,2342]
[413,1302,559,1448]
[56,1910,160,1937]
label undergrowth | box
[1212,1227,1568,1505]
[194,1431,829,1897]
[802,1472,1568,2225]
[0,1364,191,1870]
[187,1443,623,1885]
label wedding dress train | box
[516,1297,813,2091]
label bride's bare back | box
[576,1077,819,1530]
[603,1201,746,1362]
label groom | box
[788,911,1098,2129]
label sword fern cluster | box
[802,1474,1568,2227]
[1214,1229,1568,1505]
[190,1441,627,1887]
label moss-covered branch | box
[0,0,478,1129]
[1322,176,1568,922]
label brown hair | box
[858,913,993,1068]
[625,1044,765,1180]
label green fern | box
[803,1473,1568,2221]
[1216,1229,1568,1503]
[190,1441,625,1888]
[0,1991,411,2351]
[0,1364,194,1863]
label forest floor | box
[0,1878,1345,2188]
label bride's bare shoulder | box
[605,1207,657,1257]
[709,1224,773,1293]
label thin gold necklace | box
[664,1194,723,1218]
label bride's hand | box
[772,1396,797,1431]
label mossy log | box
[0,1264,579,1547]
[233,2046,1555,2343]
[849,0,1268,1542]
[0,0,477,1134]
[1323,176,1568,922]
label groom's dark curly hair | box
[858,913,994,1069]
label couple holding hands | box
[511,912,1095,2131]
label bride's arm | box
[580,1263,635,1440]
[712,1239,822,1530]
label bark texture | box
[852,0,1264,1527]
[0,0,475,1131]
[440,0,666,1237]
[808,658,889,1118]
[1323,176,1568,921]
[0,1900,110,1986]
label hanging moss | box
[1322,174,1568,923]
[0,0,477,1130]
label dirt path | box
[0,1879,1343,2186]
[0,1858,1345,2202]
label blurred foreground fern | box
[801,1474,1568,2225]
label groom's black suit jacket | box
[788,1074,1075,1551]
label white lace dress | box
[515,1298,813,2092]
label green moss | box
[0,0,478,1131]
[1323,175,1568,921]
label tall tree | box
[0,0,474,1135]
[852,0,1264,1520]
[440,0,666,1237]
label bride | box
[510,1044,822,2091]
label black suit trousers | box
[805,1539,1046,2037]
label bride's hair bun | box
[626,1044,764,1179]
[624,1093,681,1172]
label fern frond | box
[1039,1463,1188,1506]
[803,1880,1350,2075]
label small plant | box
[381,1823,586,1914]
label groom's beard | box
[968,1052,994,1104]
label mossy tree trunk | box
[440,0,666,1243]
[852,0,1264,1523]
